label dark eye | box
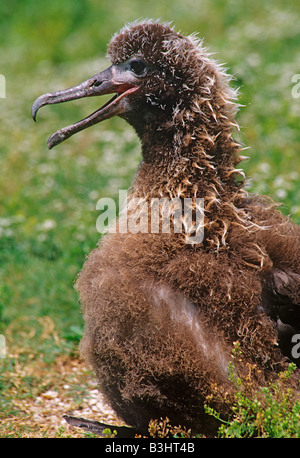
[130,59,147,76]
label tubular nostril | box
[90,79,102,88]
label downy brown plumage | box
[33,20,300,435]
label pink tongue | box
[116,84,139,94]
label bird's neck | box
[121,67,256,249]
[127,124,251,251]
[132,122,245,201]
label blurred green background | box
[0,0,300,436]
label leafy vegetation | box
[205,350,300,438]
[0,0,299,437]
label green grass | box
[0,0,299,437]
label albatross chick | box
[33,20,300,436]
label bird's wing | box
[262,269,300,366]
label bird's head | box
[32,20,238,156]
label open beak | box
[32,65,139,149]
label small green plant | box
[102,428,117,438]
[205,362,300,438]
[148,417,192,438]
